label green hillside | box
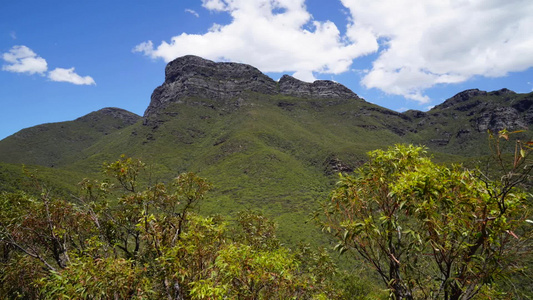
[1,58,532,247]
[0,107,140,167]
[0,56,532,298]
[58,93,414,244]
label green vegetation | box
[2,137,531,298]
[0,108,140,168]
[3,91,533,249]
[1,87,533,298]
[318,141,532,299]
[1,156,341,299]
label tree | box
[1,155,339,299]
[318,144,531,299]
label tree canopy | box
[319,144,532,299]
[1,140,531,299]
[1,156,338,299]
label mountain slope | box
[0,108,141,167]
[406,88,533,156]
[1,55,532,244]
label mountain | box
[1,55,532,244]
[406,88,533,155]
[0,107,140,167]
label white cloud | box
[132,41,154,57]
[10,31,17,40]
[185,9,200,17]
[48,67,96,85]
[134,0,377,82]
[341,0,533,103]
[2,45,47,75]
[134,0,533,103]
[2,45,95,85]
[201,0,228,11]
[292,70,316,82]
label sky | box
[1,0,533,140]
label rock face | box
[145,56,278,117]
[144,55,361,118]
[427,87,533,132]
[278,75,359,99]
[474,107,525,132]
[435,89,488,110]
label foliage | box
[1,156,339,299]
[318,144,532,299]
[1,93,410,251]
[39,256,152,299]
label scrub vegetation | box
[1,131,531,299]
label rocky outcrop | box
[435,89,488,110]
[489,88,516,97]
[144,56,361,118]
[403,110,427,119]
[425,88,533,133]
[278,75,360,100]
[475,107,527,132]
[145,56,278,117]
[324,157,355,175]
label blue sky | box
[1,0,533,140]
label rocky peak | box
[434,89,488,110]
[145,56,277,117]
[163,55,277,91]
[278,75,360,100]
[144,56,361,118]
[489,88,516,96]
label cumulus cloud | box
[134,0,533,103]
[2,45,95,85]
[341,0,533,103]
[2,45,47,75]
[48,67,96,85]
[133,0,377,82]
[185,9,200,17]
[201,0,228,11]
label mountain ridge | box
[144,55,362,119]
[2,55,533,168]
[1,55,533,247]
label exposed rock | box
[145,55,278,117]
[144,56,361,118]
[456,129,471,138]
[435,89,488,110]
[489,88,516,96]
[475,107,526,132]
[325,157,354,175]
[454,100,482,112]
[278,75,360,100]
[357,124,379,130]
[512,98,533,112]
[403,110,427,119]
[277,101,296,110]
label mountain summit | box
[144,55,361,118]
